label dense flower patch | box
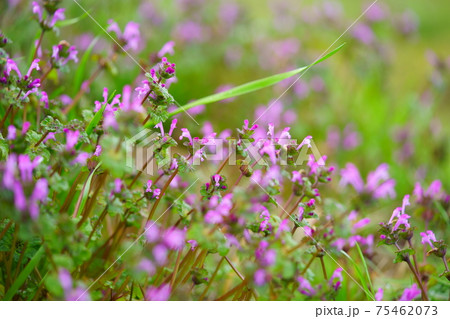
[0,0,448,301]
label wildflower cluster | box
[0,0,448,302]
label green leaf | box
[54,11,89,28]
[73,36,99,95]
[168,43,345,117]
[85,90,116,136]
[0,136,8,160]
[4,246,44,301]
[76,162,102,218]
[433,201,449,225]
[85,102,106,136]
[341,250,375,301]
[355,243,374,294]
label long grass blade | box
[168,43,345,117]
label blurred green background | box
[1,0,449,196]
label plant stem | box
[0,104,14,131]
[442,256,449,272]
[300,253,317,276]
[319,256,328,280]
[199,256,224,300]
[224,256,245,281]
[34,131,49,147]
[31,30,45,62]
[408,239,420,276]
[395,243,428,301]
[146,169,179,224]
[169,249,183,288]
[0,220,13,242]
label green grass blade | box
[76,162,102,218]
[168,43,345,117]
[85,90,116,136]
[434,201,449,225]
[4,246,45,301]
[54,12,88,28]
[355,242,374,293]
[341,250,375,301]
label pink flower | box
[153,244,168,265]
[64,130,80,151]
[137,259,155,275]
[352,23,375,45]
[330,268,343,291]
[399,284,421,301]
[7,125,16,140]
[94,145,102,157]
[52,44,78,66]
[254,269,267,286]
[146,284,171,301]
[297,277,316,296]
[340,163,364,193]
[163,228,185,250]
[375,288,384,301]
[353,218,371,231]
[420,230,436,248]
[389,194,410,224]
[340,163,396,199]
[107,20,142,52]
[158,41,175,58]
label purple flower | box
[49,8,65,28]
[352,23,375,45]
[389,194,410,224]
[107,20,142,52]
[332,238,347,251]
[137,259,156,275]
[174,21,207,43]
[365,3,387,22]
[5,58,22,78]
[18,154,41,182]
[7,125,16,140]
[146,284,171,301]
[65,130,80,151]
[255,241,276,267]
[340,163,364,193]
[39,91,49,108]
[145,224,160,243]
[72,152,90,166]
[52,44,78,66]
[32,1,43,22]
[353,218,371,231]
[153,244,168,265]
[420,230,436,248]
[179,128,193,145]
[32,2,65,28]
[13,181,27,211]
[163,228,185,250]
[254,269,267,286]
[297,277,316,296]
[330,268,343,291]
[399,284,421,301]
[58,268,72,292]
[340,163,396,199]
[158,41,175,58]
[29,178,48,219]
[94,145,102,157]
[112,178,122,194]
[375,288,384,301]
